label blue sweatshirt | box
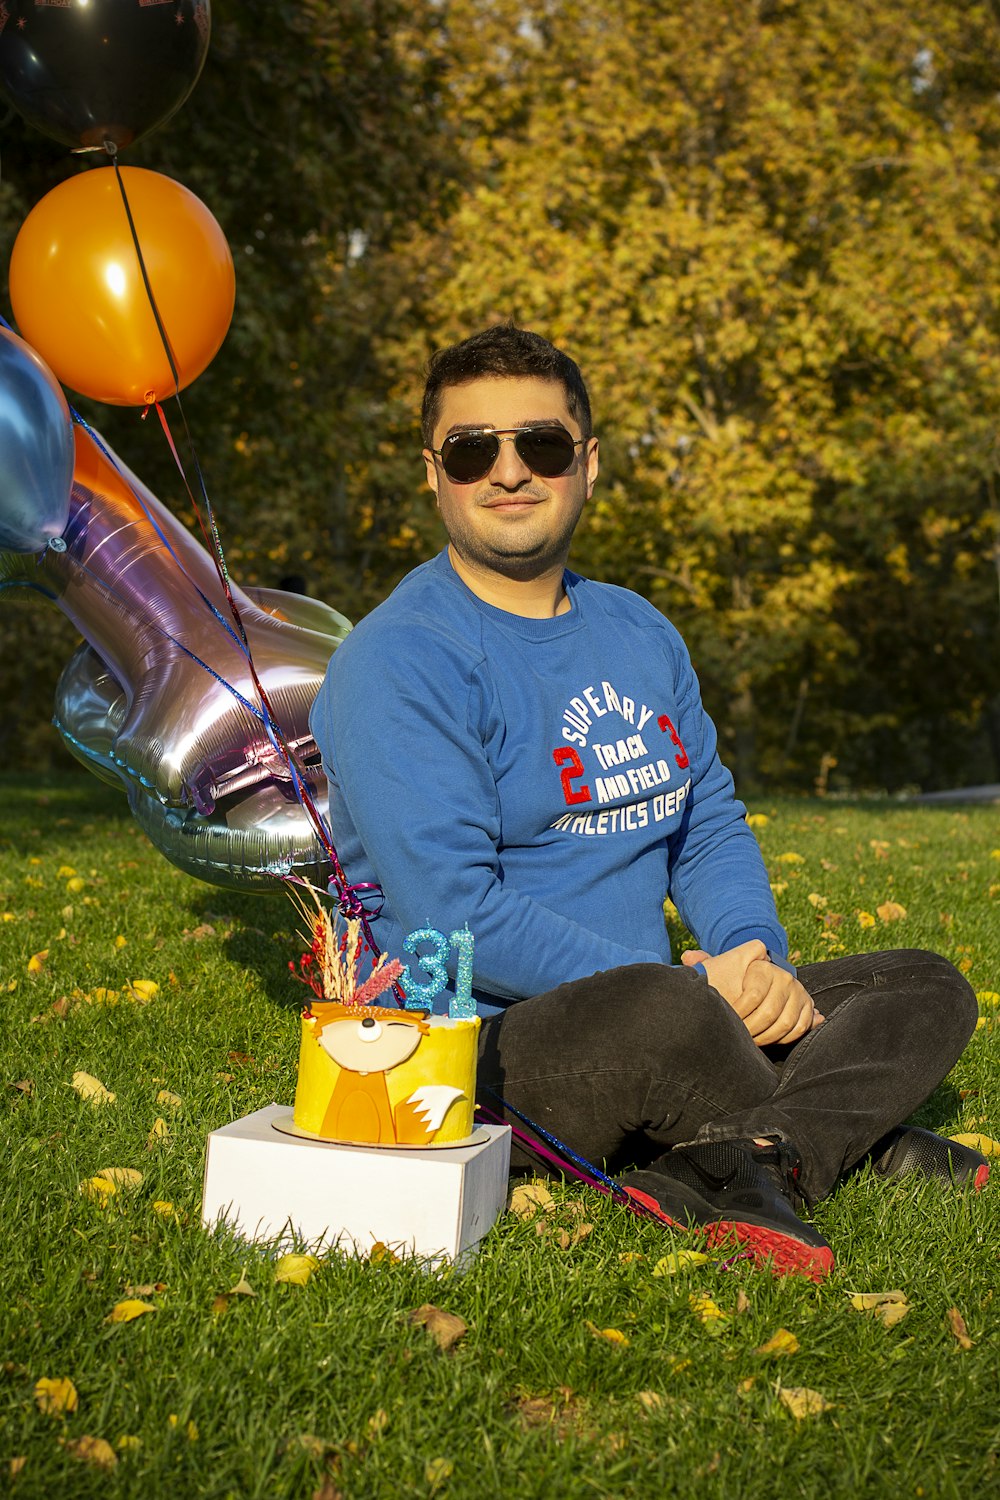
[309,549,785,1015]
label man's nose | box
[488,434,533,488]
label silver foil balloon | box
[0,424,350,890]
[0,325,74,552]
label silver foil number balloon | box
[0,424,349,890]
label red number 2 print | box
[657,715,690,770]
[552,746,592,806]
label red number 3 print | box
[657,715,690,770]
[552,746,591,806]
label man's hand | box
[682,943,825,1047]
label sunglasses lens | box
[441,433,500,482]
[515,427,578,477]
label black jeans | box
[477,950,978,1203]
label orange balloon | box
[9,165,235,407]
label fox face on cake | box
[286,885,480,1148]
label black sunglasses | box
[430,425,587,484]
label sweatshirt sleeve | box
[314,622,665,1000]
[663,630,788,959]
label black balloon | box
[0,0,210,151]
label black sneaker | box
[619,1139,834,1282]
[868,1126,989,1191]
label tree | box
[374,0,1000,789]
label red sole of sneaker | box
[621,1184,688,1230]
[700,1219,834,1282]
[621,1187,834,1282]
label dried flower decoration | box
[288,880,403,1007]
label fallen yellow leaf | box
[146,1117,169,1149]
[113,935,127,950]
[755,1327,800,1357]
[776,852,805,865]
[155,1089,182,1110]
[228,1275,256,1297]
[508,1181,555,1218]
[637,1390,663,1412]
[584,1321,630,1346]
[87,987,119,1006]
[274,1253,320,1286]
[689,1293,728,1325]
[369,1241,400,1264]
[34,1376,78,1416]
[946,1306,974,1350]
[125,979,159,1003]
[71,1071,116,1106]
[856,911,876,929]
[151,1199,175,1218]
[116,1436,143,1453]
[79,1176,118,1204]
[27,949,49,974]
[96,1168,143,1190]
[746,813,769,827]
[949,1132,1000,1156]
[653,1250,710,1276]
[807,892,827,909]
[57,865,76,879]
[167,1415,199,1441]
[66,877,85,894]
[425,1458,453,1490]
[876,901,907,923]
[849,1290,910,1328]
[777,1385,833,1419]
[409,1304,468,1350]
[60,1436,117,1470]
[105,1300,156,1325]
[367,1408,390,1437]
[976,991,1000,1007]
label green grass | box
[1,772,998,1499]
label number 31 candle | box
[399,926,476,1019]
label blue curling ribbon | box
[483,1085,628,1200]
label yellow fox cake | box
[287,885,480,1147]
[293,1002,479,1146]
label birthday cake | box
[293,1004,479,1146]
[287,888,480,1148]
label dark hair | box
[420,324,592,446]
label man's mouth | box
[481,494,546,510]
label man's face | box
[423,376,599,581]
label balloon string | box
[108,145,182,399]
[108,153,398,994]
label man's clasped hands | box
[681,939,825,1047]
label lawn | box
[1,772,998,1499]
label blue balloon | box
[0,324,74,553]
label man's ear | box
[585,437,600,498]
[422,450,439,500]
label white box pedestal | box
[201,1105,512,1268]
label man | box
[310,325,984,1279]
